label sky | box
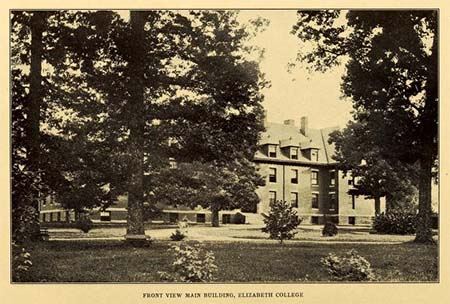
[239,10,353,130]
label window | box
[291,169,298,184]
[196,214,205,223]
[351,195,356,209]
[311,193,319,209]
[311,216,319,225]
[311,149,319,161]
[268,145,277,157]
[269,167,277,183]
[329,170,336,186]
[311,170,318,185]
[169,213,178,223]
[329,193,336,210]
[291,192,298,208]
[222,214,231,224]
[290,147,298,159]
[348,216,356,225]
[348,179,353,186]
[269,191,277,204]
[169,159,177,169]
[100,211,111,222]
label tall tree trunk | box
[374,195,381,216]
[415,19,437,244]
[125,11,147,243]
[414,154,433,243]
[211,207,220,227]
[27,12,45,237]
[385,193,393,213]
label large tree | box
[329,121,419,214]
[11,11,49,240]
[292,10,438,242]
[11,10,267,242]
[153,160,264,227]
[148,11,267,227]
[12,11,133,239]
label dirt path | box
[47,225,414,244]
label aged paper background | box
[1,1,448,303]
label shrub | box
[321,249,375,281]
[158,243,217,282]
[262,200,302,243]
[170,229,187,241]
[373,209,417,235]
[12,242,33,282]
[12,205,40,242]
[322,222,338,237]
[75,214,93,233]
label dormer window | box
[311,149,319,161]
[290,147,298,159]
[268,145,277,158]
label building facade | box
[254,117,380,225]
[39,116,382,226]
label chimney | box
[300,116,308,136]
[283,119,295,126]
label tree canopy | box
[292,10,438,242]
[11,10,268,237]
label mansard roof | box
[255,122,339,165]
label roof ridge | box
[320,129,330,163]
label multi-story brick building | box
[254,116,381,225]
[39,116,383,226]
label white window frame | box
[290,147,298,159]
[329,192,337,211]
[269,167,277,183]
[269,191,277,204]
[311,170,319,185]
[268,145,277,157]
[290,192,299,208]
[329,170,336,186]
[311,191,319,209]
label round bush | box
[373,209,417,235]
[322,222,338,237]
[321,249,375,281]
[170,229,186,241]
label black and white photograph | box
[5,3,444,300]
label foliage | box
[143,203,163,222]
[152,159,265,227]
[292,10,437,242]
[11,10,268,237]
[262,200,302,243]
[12,204,40,243]
[12,242,33,282]
[321,249,375,281]
[170,229,187,241]
[328,122,419,212]
[322,222,338,237]
[75,213,94,233]
[158,243,217,282]
[25,241,437,282]
[373,210,417,235]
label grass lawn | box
[19,240,438,283]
